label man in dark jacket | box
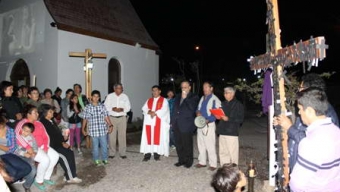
[216,86,244,166]
[275,73,339,172]
[172,81,199,168]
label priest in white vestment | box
[140,85,170,161]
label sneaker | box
[77,148,82,154]
[34,181,46,191]
[44,179,55,185]
[94,160,102,166]
[72,177,82,183]
[67,177,82,184]
[102,160,108,165]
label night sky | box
[130,0,340,84]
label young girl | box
[67,94,83,154]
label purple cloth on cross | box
[261,69,273,114]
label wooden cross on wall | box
[69,49,107,98]
[248,0,328,190]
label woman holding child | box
[15,104,59,191]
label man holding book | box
[216,86,244,166]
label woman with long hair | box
[39,104,82,184]
[0,81,23,128]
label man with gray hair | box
[216,86,244,166]
[104,83,131,159]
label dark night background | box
[130,0,340,87]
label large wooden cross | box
[69,49,107,98]
[248,0,328,190]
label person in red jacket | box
[15,104,59,191]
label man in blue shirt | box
[195,82,221,171]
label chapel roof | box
[44,0,159,51]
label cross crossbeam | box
[69,49,107,98]
[249,36,328,71]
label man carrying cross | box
[248,0,329,188]
[274,73,339,172]
[288,87,340,191]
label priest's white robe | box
[140,96,170,156]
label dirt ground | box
[10,110,273,192]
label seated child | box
[16,123,38,161]
[16,122,56,191]
[211,163,247,192]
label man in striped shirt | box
[289,87,340,192]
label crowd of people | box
[0,79,246,191]
[0,72,339,192]
[0,82,92,191]
[139,74,340,192]
[139,80,246,191]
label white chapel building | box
[0,0,159,119]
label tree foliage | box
[231,70,335,116]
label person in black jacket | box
[172,81,199,168]
[39,104,82,184]
[0,81,23,128]
[216,86,244,166]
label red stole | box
[145,97,164,145]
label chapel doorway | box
[10,59,30,87]
[108,58,121,93]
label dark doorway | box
[108,58,121,93]
[10,59,30,87]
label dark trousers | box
[169,126,176,147]
[19,156,37,189]
[55,147,77,180]
[174,125,193,166]
[0,153,31,182]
